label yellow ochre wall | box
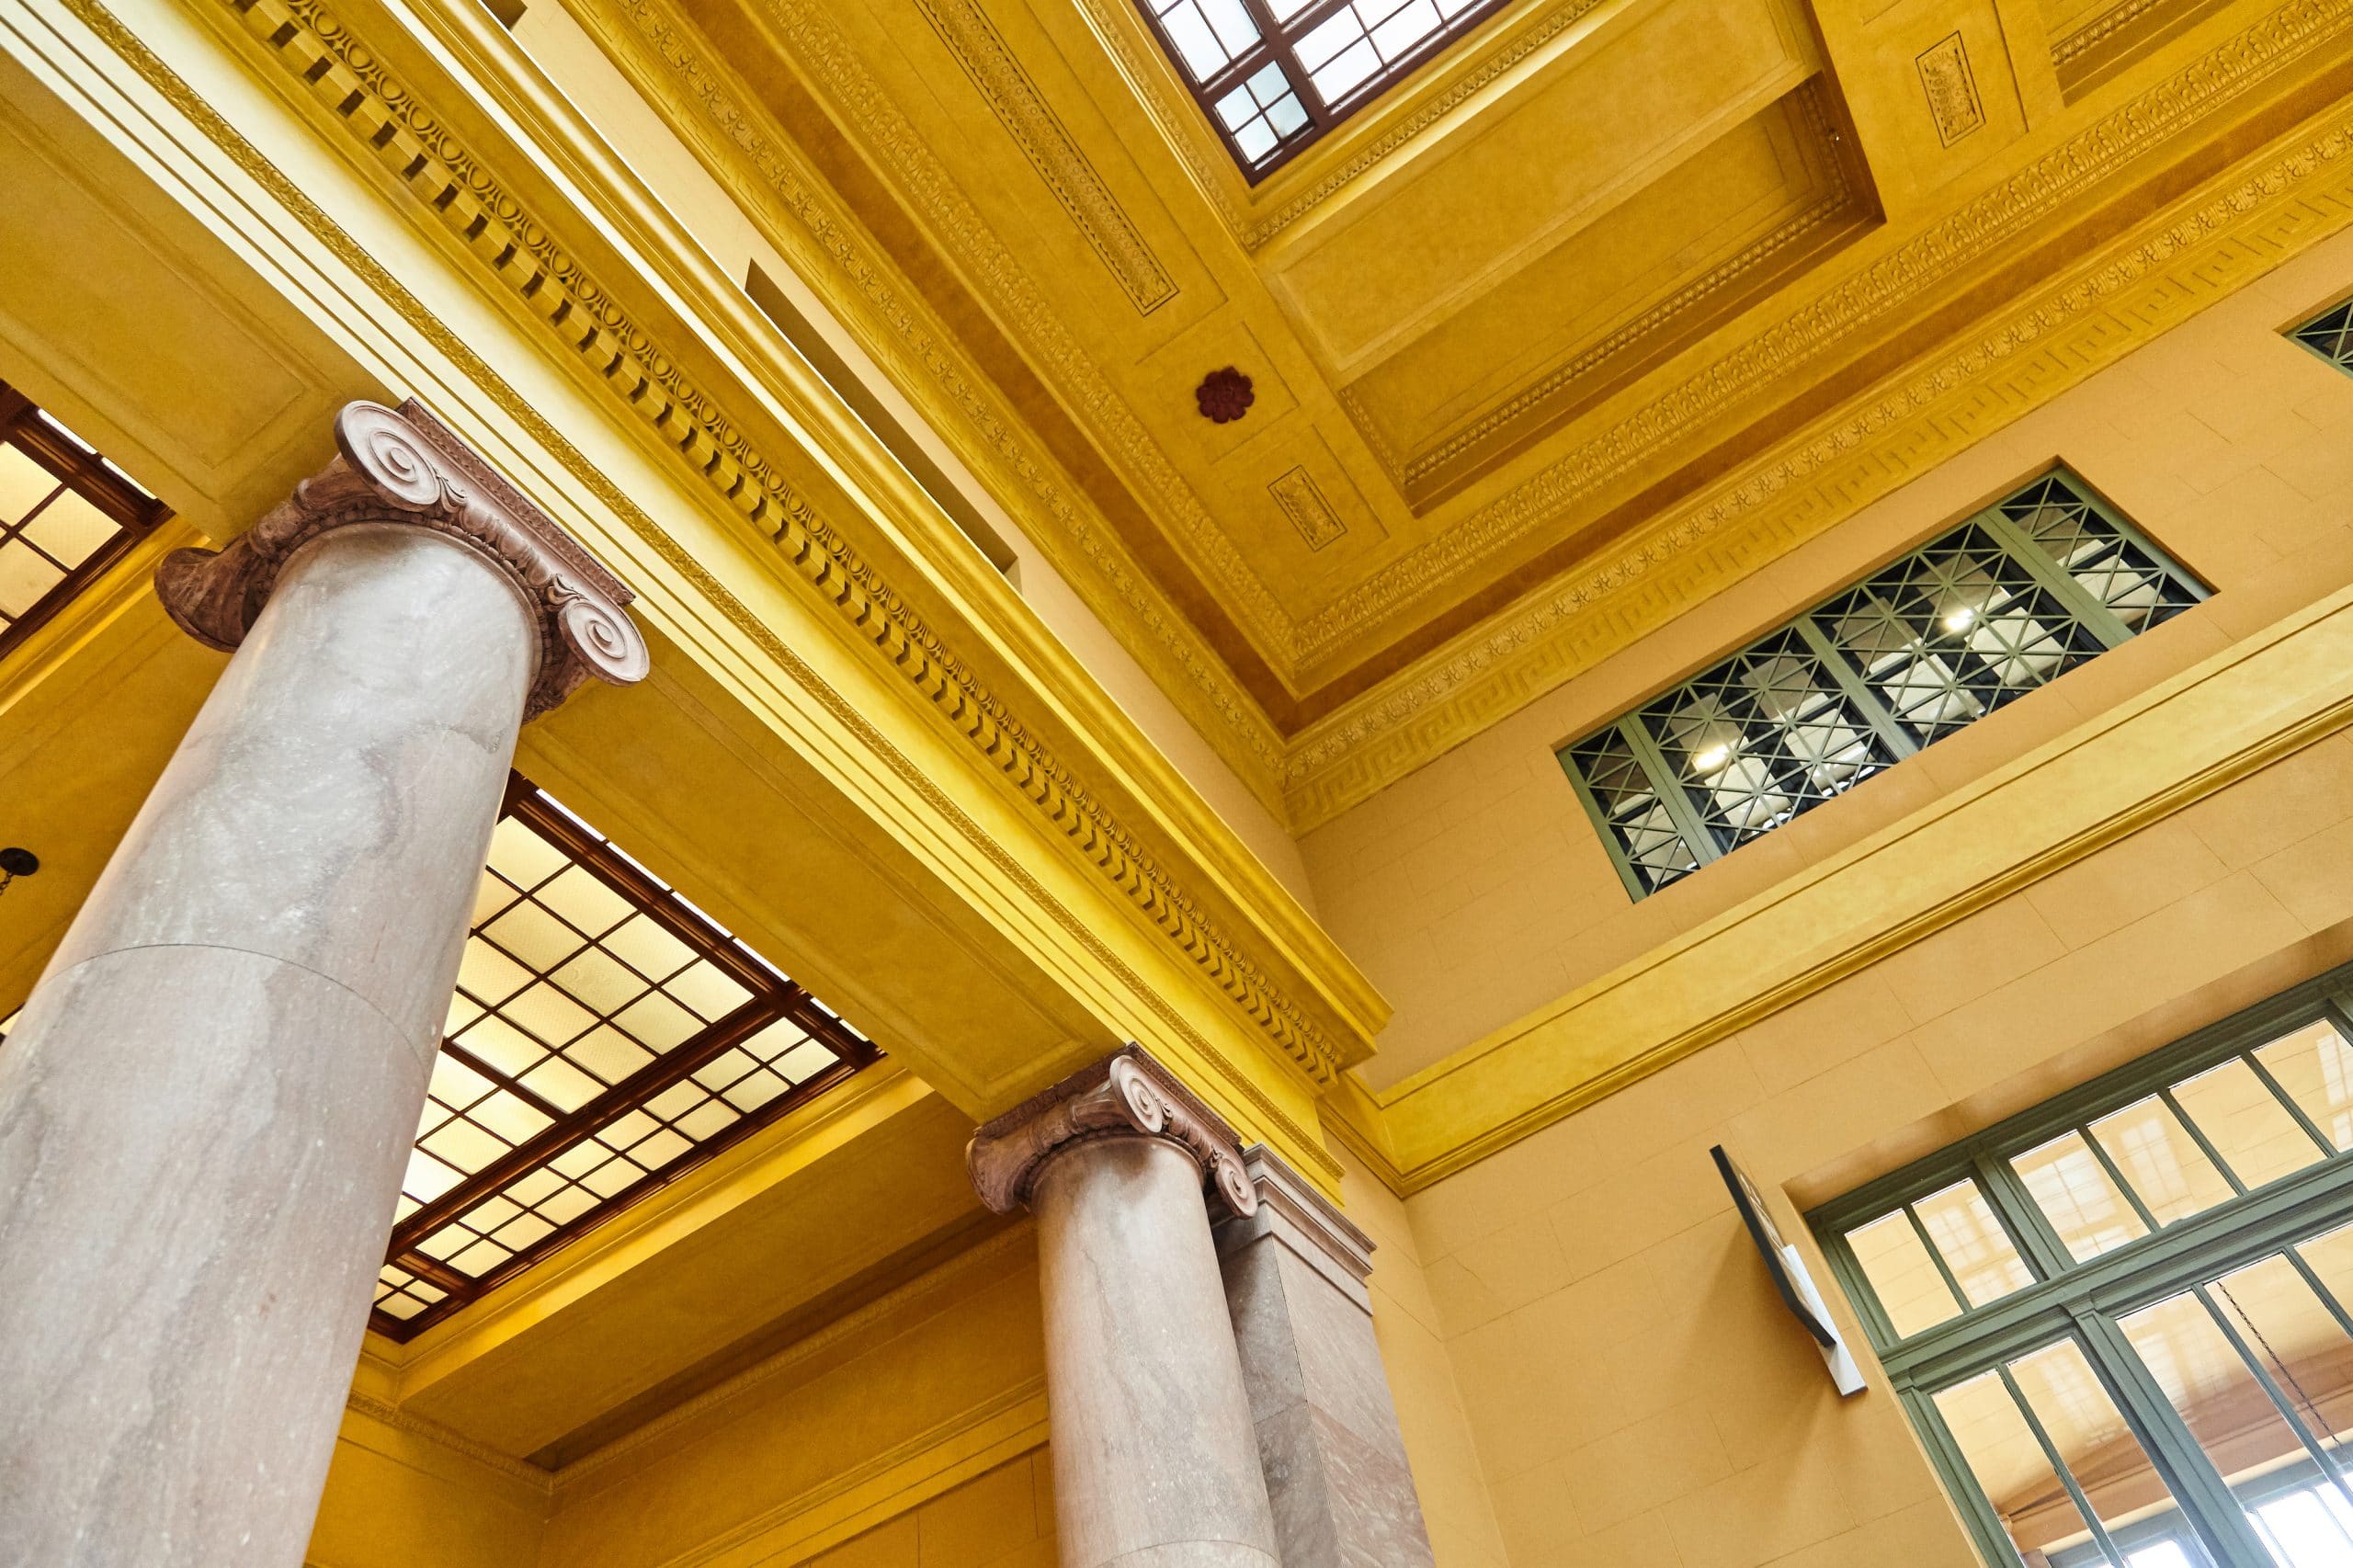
[1315,225,2353,1565]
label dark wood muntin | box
[0,381,172,665]
[1133,0,1523,182]
[369,774,883,1341]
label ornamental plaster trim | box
[911,0,1176,314]
[158,399,650,718]
[1282,95,2353,826]
[1290,0,2353,667]
[582,0,1288,802]
[966,1045,1257,1217]
[104,0,1351,1148]
[726,0,1302,667]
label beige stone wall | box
[796,1454,1055,1568]
[1307,227,2353,1093]
[1349,229,2353,1567]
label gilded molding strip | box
[1283,94,2353,827]
[86,0,1349,1147]
[591,0,1289,803]
[342,1392,551,1488]
[912,0,1176,314]
[2055,0,2174,65]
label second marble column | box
[970,1048,1279,1568]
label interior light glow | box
[1694,744,1730,772]
[1942,606,1977,632]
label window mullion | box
[2159,1084,2249,1199]
[2241,1048,2340,1162]
[1615,715,1722,868]
[2079,1123,2167,1234]
[1995,1363,2135,1568]
[2073,1309,2281,1568]
[1904,1202,1974,1316]
[1976,505,2138,649]
[1789,614,1920,760]
[1904,1384,2051,1568]
[1972,1152,2075,1283]
[1554,749,1653,903]
[1227,0,1337,121]
[2192,1283,2353,1515]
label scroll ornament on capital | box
[157,399,650,717]
[967,1048,1259,1218]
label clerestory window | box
[1136,0,1518,178]
[1558,470,2203,901]
[1812,963,2353,1568]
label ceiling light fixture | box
[1693,744,1731,773]
[1942,606,1977,632]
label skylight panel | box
[370,773,880,1338]
[0,381,167,663]
[1136,0,1520,178]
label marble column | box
[969,1047,1280,1568]
[1215,1146,1437,1568]
[0,401,648,1568]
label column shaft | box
[1035,1135,1282,1568]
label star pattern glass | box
[0,381,166,664]
[369,775,880,1337]
[1133,0,1520,176]
[1561,470,2203,899]
[2290,297,2353,374]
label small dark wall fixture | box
[0,847,38,897]
[1196,367,1255,424]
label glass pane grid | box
[1132,0,1520,175]
[369,775,878,1341]
[1817,987,2353,1568]
[1561,471,2200,902]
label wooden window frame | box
[0,381,170,664]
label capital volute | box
[157,399,650,718]
[967,1047,1257,1219]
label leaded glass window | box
[370,773,881,1339]
[1560,471,2203,900]
[1136,0,1518,178]
[2289,298,2353,374]
[0,381,167,664]
[1813,966,2353,1568]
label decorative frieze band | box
[158,401,650,717]
[967,1047,1257,1218]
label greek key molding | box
[1281,93,2353,826]
[966,1046,1257,1218]
[145,0,1352,1109]
[1290,0,2353,669]
[159,399,650,718]
[912,0,1176,314]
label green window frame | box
[2288,297,2353,374]
[1810,960,2353,1568]
[1557,470,2205,900]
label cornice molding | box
[158,399,651,718]
[720,0,1303,673]
[85,0,1355,1168]
[579,0,1290,810]
[1281,74,2353,826]
[1289,0,2353,672]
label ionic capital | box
[967,1047,1257,1219]
[158,399,650,717]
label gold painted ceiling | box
[573,0,2353,824]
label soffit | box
[630,0,2353,785]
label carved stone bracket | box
[158,399,651,717]
[967,1046,1257,1219]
